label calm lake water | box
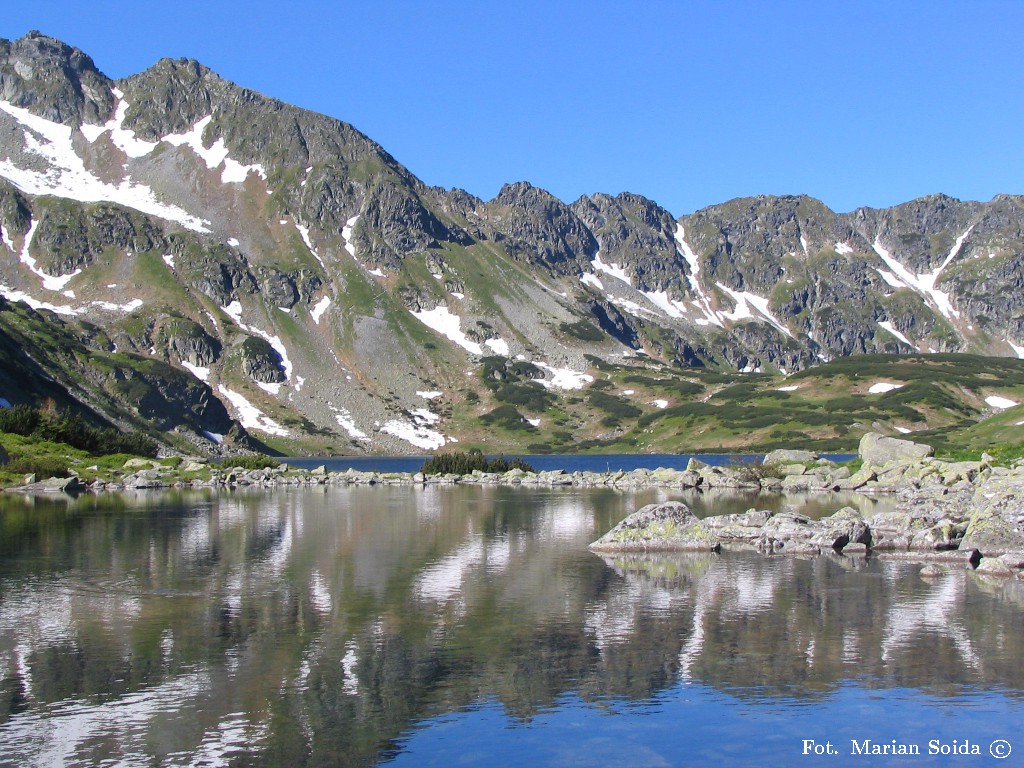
[0,485,1021,767]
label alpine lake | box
[1,455,1022,767]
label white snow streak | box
[221,301,293,382]
[877,321,917,349]
[17,219,82,291]
[180,361,210,382]
[381,408,449,450]
[674,225,724,327]
[835,242,854,255]
[591,253,631,286]
[342,215,359,258]
[1007,340,1024,359]
[217,385,289,436]
[296,223,327,270]
[868,382,904,394]
[580,273,604,290]
[0,100,211,232]
[329,404,369,441]
[872,229,973,320]
[716,283,793,337]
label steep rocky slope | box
[1,32,1022,454]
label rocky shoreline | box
[6,433,1024,576]
[589,433,1024,577]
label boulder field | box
[589,433,1024,577]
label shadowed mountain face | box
[1,32,1023,454]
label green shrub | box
[421,451,535,475]
[0,404,158,458]
[479,404,535,431]
[6,456,72,479]
[224,455,281,470]
[0,404,41,436]
[559,320,604,342]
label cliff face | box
[1,33,1022,454]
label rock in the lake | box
[589,501,721,552]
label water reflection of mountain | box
[1,487,1022,766]
[594,552,1024,700]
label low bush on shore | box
[222,455,282,471]
[421,451,535,475]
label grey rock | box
[859,432,934,466]
[589,501,721,552]
[703,508,774,544]
[5,475,84,493]
[763,449,818,465]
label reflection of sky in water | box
[385,686,1023,768]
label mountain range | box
[1,31,1022,456]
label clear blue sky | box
[4,1,1023,215]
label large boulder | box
[960,494,1024,556]
[589,501,721,552]
[763,449,818,466]
[859,432,934,466]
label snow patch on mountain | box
[180,361,210,382]
[342,215,359,258]
[382,409,450,450]
[16,219,82,291]
[296,223,327,270]
[643,289,688,319]
[0,100,211,233]
[716,283,793,337]
[82,88,159,158]
[877,321,917,349]
[221,301,294,381]
[329,404,369,441]
[532,362,594,390]
[310,296,331,325]
[868,382,903,394]
[161,114,266,184]
[217,385,289,436]
[411,305,483,355]
[0,282,79,315]
[591,253,631,286]
[985,395,1018,410]
[0,224,15,253]
[674,225,724,328]
[580,273,604,291]
[485,338,510,356]
[871,230,972,320]
[1007,340,1024,359]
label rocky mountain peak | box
[0,32,114,126]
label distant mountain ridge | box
[1,31,1022,455]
